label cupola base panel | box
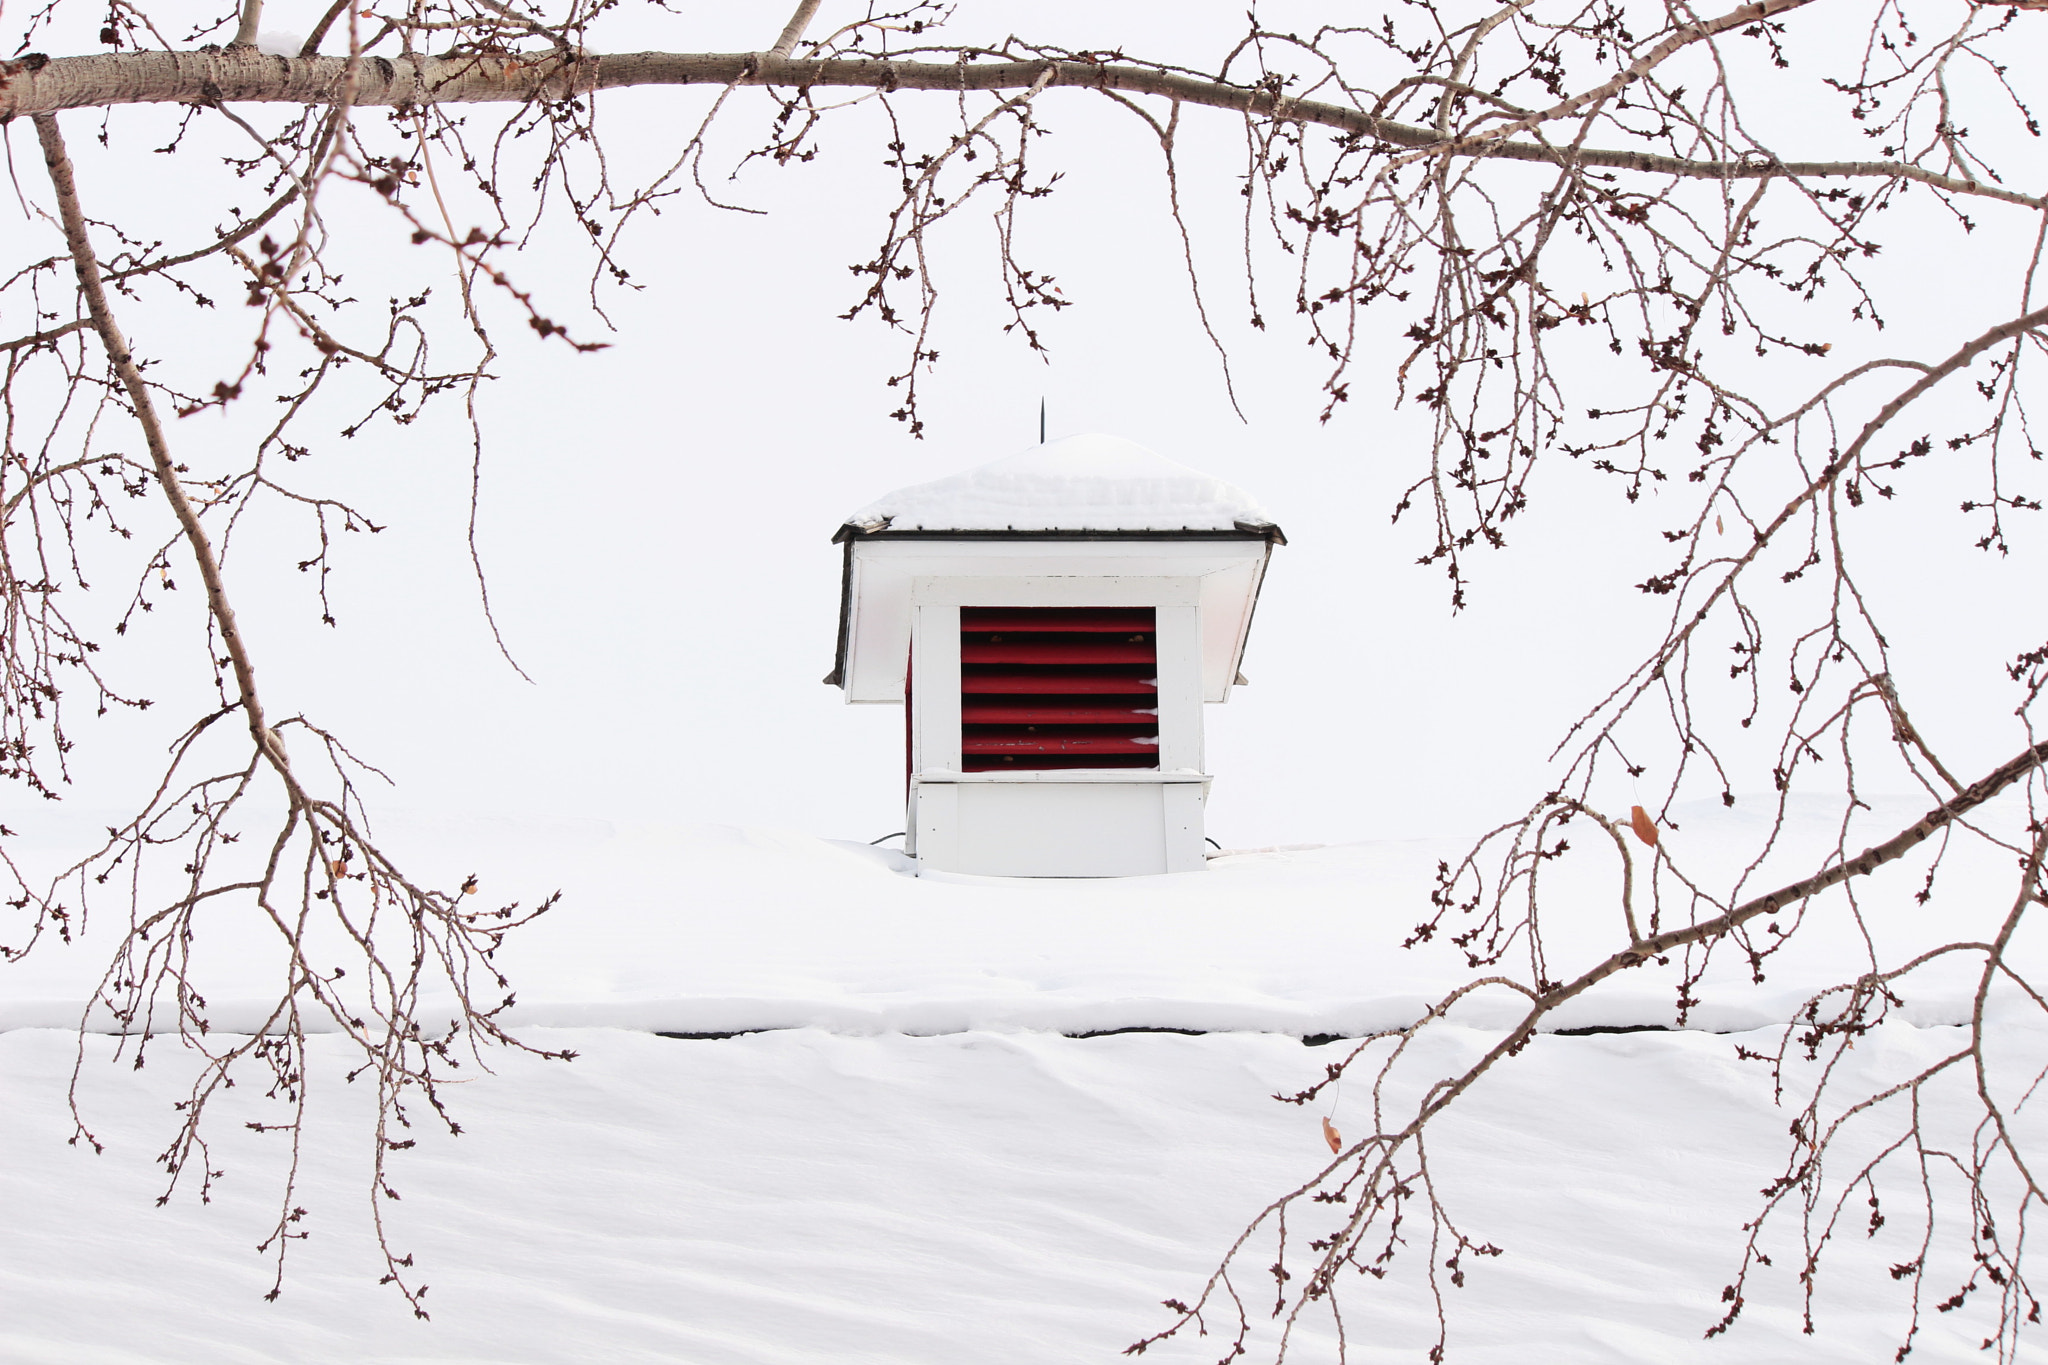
[909,772,1209,877]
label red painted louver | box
[959,607,1159,771]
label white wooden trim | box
[911,781,958,866]
[1162,783,1209,872]
[909,602,961,776]
[1152,603,1203,772]
[908,574,1200,607]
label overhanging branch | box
[1,49,2038,210]
[1471,738,2048,1086]
[34,112,285,777]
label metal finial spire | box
[1039,398,1046,445]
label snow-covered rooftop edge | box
[841,433,1280,535]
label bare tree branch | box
[0,50,2037,209]
[768,0,825,59]
[35,112,280,773]
[230,0,264,50]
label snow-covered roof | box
[841,433,1279,536]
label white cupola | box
[826,433,1283,877]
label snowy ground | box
[3,797,2045,1362]
[3,1023,2042,1364]
[1,791,2027,1039]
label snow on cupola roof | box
[840,433,1280,537]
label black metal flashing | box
[832,520,1286,546]
[823,535,853,687]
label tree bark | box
[767,0,823,59]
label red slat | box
[960,673,1156,694]
[962,641,1155,665]
[962,733,1161,754]
[960,608,1155,633]
[962,704,1156,724]
[963,754,1157,771]
[956,606,1160,771]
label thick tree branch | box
[33,111,286,776]
[1253,740,2048,1336]
[1437,738,2048,1124]
[231,0,264,50]
[767,0,824,59]
[0,49,2037,209]
[299,0,349,57]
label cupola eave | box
[825,435,1283,698]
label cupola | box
[827,433,1283,877]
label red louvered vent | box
[960,607,1159,772]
